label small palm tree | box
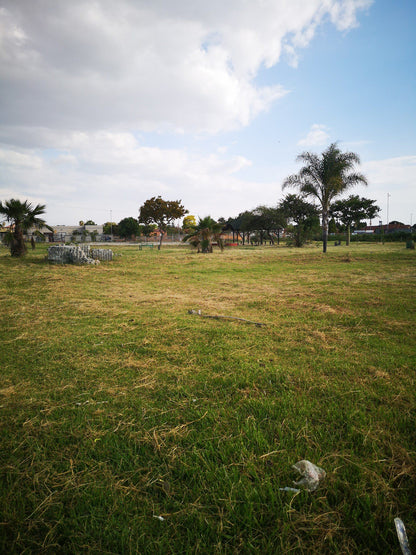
[0,198,50,257]
[183,216,224,253]
[282,143,368,252]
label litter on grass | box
[75,400,109,406]
[279,460,326,493]
[279,487,301,493]
[394,518,412,555]
[292,460,326,492]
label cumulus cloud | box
[0,132,259,223]
[0,0,375,223]
[298,124,330,147]
[0,0,372,136]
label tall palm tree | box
[282,143,368,253]
[183,216,224,253]
[0,198,50,257]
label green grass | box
[1,242,415,554]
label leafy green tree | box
[0,198,51,257]
[139,223,157,237]
[250,205,287,245]
[118,217,140,240]
[225,211,252,244]
[84,220,96,225]
[183,216,224,253]
[279,194,320,247]
[103,222,118,235]
[282,143,368,252]
[236,212,254,244]
[139,196,187,250]
[331,195,380,245]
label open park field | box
[1,242,415,554]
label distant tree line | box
[8,143,416,258]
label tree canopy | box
[117,217,140,240]
[139,223,157,237]
[331,195,379,245]
[279,194,320,247]
[226,206,286,245]
[103,222,118,235]
[250,206,286,245]
[139,196,187,249]
[283,143,368,252]
[0,198,50,257]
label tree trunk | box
[346,224,351,246]
[322,210,328,253]
[11,225,27,257]
[158,232,163,250]
[295,226,302,247]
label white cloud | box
[328,0,373,31]
[0,0,372,137]
[345,156,416,224]
[363,156,416,193]
[298,124,330,147]
[0,132,259,224]
[5,138,414,227]
[0,148,43,169]
[0,1,376,224]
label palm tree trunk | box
[322,210,328,253]
[11,224,27,257]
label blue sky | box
[0,0,415,226]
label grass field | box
[1,242,415,554]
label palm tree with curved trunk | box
[282,143,368,253]
[0,198,50,257]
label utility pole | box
[379,220,384,244]
[387,193,390,232]
[110,210,113,238]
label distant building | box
[25,223,105,243]
[363,221,411,234]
